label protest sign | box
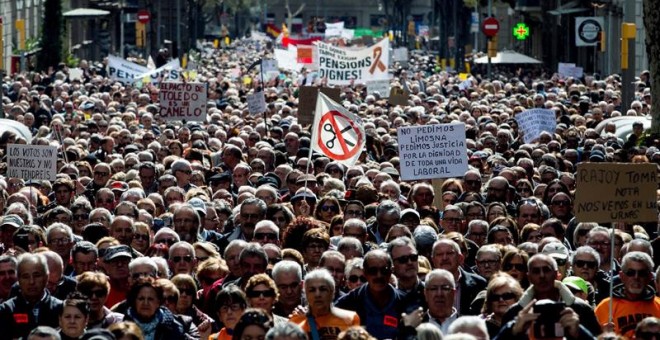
[367,79,391,98]
[274,48,303,72]
[325,22,345,37]
[558,62,583,79]
[311,92,365,166]
[575,163,657,223]
[247,91,267,116]
[261,59,279,79]
[393,48,409,62]
[158,82,207,121]
[397,123,468,181]
[515,109,557,143]
[298,86,341,126]
[316,38,389,86]
[108,55,181,84]
[458,78,473,91]
[297,45,315,64]
[389,87,409,106]
[69,68,84,81]
[7,144,57,181]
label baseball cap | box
[291,191,317,204]
[401,208,420,220]
[542,242,569,260]
[103,245,132,262]
[188,197,207,217]
[1,214,23,230]
[563,276,589,295]
[109,181,129,192]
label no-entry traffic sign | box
[137,10,150,24]
[482,17,499,37]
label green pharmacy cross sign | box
[513,23,530,40]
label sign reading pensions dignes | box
[7,144,57,181]
[158,82,207,121]
[574,163,657,223]
[316,38,389,86]
[397,123,468,181]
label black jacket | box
[0,292,63,340]
[458,267,487,315]
[493,319,596,340]
[122,307,187,340]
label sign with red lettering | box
[158,82,207,121]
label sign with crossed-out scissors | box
[317,110,363,161]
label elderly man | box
[222,242,268,290]
[171,159,195,192]
[367,200,401,244]
[172,204,203,243]
[252,220,280,246]
[440,205,465,234]
[388,237,425,309]
[501,253,602,336]
[595,252,660,338]
[407,269,459,335]
[272,260,304,318]
[45,223,75,274]
[335,249,416,339]
[0,255,17,304]
[168,241,197,276]
[102,245,133,308]
[0,253,63,339]
[218,198,267,252]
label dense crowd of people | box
[0,34,658,340]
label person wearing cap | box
[0,253,63,339]
[594,251,660,338]
[542,241,570,280]
[0,214,24,252]
[501,253,602,337]
[562,276,590,302]
[102,245,133,308]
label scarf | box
[127,307,162,340]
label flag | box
[311,92,365,166]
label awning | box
[63,8,111,19]
[474,50,542,64]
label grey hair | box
[265,320,307,340]
[224,239,248,258]
[448,316,488,338]
[46,223,74,242]
[17,253,49,276]
[528,253,558,271]
[304,268,335,293]
[337,237,364,257]
[272,260,303,281]
[376,199,401,218]
[168,241,194,257]
[573,246,601,267]
[432,239,462,257]
[387,236,416,256]
[240,197,267,214]
[151,257,170,278]
[344,218,367,232]
[621,251,654,272]
[467,219,489,234]
[154,227,180,242]
[254,220,280,238]
[425,269,456,289]
[0,255,18,268]
[345,258,364,276]
[129,257,158,276]
[90,208,114,224]
[416,322,444,340]
[476,244,501,260]
[121,188,146,201]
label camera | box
[533,300,565,338]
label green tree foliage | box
[37,0,63,71]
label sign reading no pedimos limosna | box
[7,144,58,181]
[575,163,657,223]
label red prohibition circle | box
[317,110,363,161]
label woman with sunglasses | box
[344,258,366,292]
[76,272,123,329]
[501,249,530,289]
[570,246,609,305]
[171,274,214,329]
[515,179,534,199]
[481,273,523,339]
[244,274,288,326]
[314,197,341,224]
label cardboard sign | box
[389,87,410,106]
[432,179,446,210]
[575,163,657,223]
[247,91,267,116]
[7,144,57,181]
[298,86,341,126]
[397,123,468,181]
[316,38,389,86]
[367,79,391,98]
[158,82,207,121]
[515,109,557,143]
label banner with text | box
[397,123,468,181]
[158,82,207,121]
[515,109,557,143]
[108,55,181,84]
[575,163,657,223]
[247,91,267,116]
[316,38,390,86]
[7,144,57,181]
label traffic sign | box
[482,17,499,37]
[575,17,604,46]
[137,10,150,24]
[316,110,363,161]
[513,23,530,40]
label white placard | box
[274,48,303,72]
[393,47,409,62]
[247,91,267,115]
[69,68,84,81]
[367,79,391,98]
[158,82,207,121]
[325,22,345,37]
[316,38,390,86]
[515,109,557,143]
[261,59,279,79]
[397,123,468,181]
[7,144,57,181]
[558,62,583,79]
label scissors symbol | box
[324,123,355,149]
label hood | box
[612,283,656,301]
[519,280,576,307]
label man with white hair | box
[252,220,280,246]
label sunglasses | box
[624,268,650,278]
[573,259,597,269]
[172,255,193,263]
[365,266,391,276]
[254,232,278,240]
[320,205,339,213]
[503,263,526,272]
[133,234,149,241]
[156,239,177,246]
[94,171,109,177]
[552,200,571,207]
[178,288,196,296]
[490,292,516,301]
[164,295,178,304]
[348,275,367,283]
[247,289,276,298]
[393,254,419,265]
[73,214,88,221]
[82,289,107,298]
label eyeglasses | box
[393,254,419,265]
[254,232,278,240]
[490,292,516,301]
[94,171,109,177]
[178,288,195,296]
[320,205,339,213]
[552,200,571,207]
[348,275,367,283]
[220,304,244,313]
[81,289,107,298]
[478,259,501,267]
[426,284,454,293]
[624,268,650,278]
[49,238,70,245]
[573,259,598,269]
[172,255,193,263]
[503,263,526,272]
[73,214,88,221]
[131,272,155,280]
[133,234,149,241]
[364,266,391,276]
[554,258,567,266]
[587,241,611,248]
[155,238,177,246]
[164,295,178,304]
[247,289,276,298]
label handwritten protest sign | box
[515,109,557,143]
[158,82,207,121]
[298,87,341,126]
[397,123,468,181]
[316,38,389,86]
[575,163,657,223]
[247,91,267,116]
[389,87,409,106]
[367,79,391,98]
[7,144,57,181]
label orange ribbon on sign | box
[369,47,386,74]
